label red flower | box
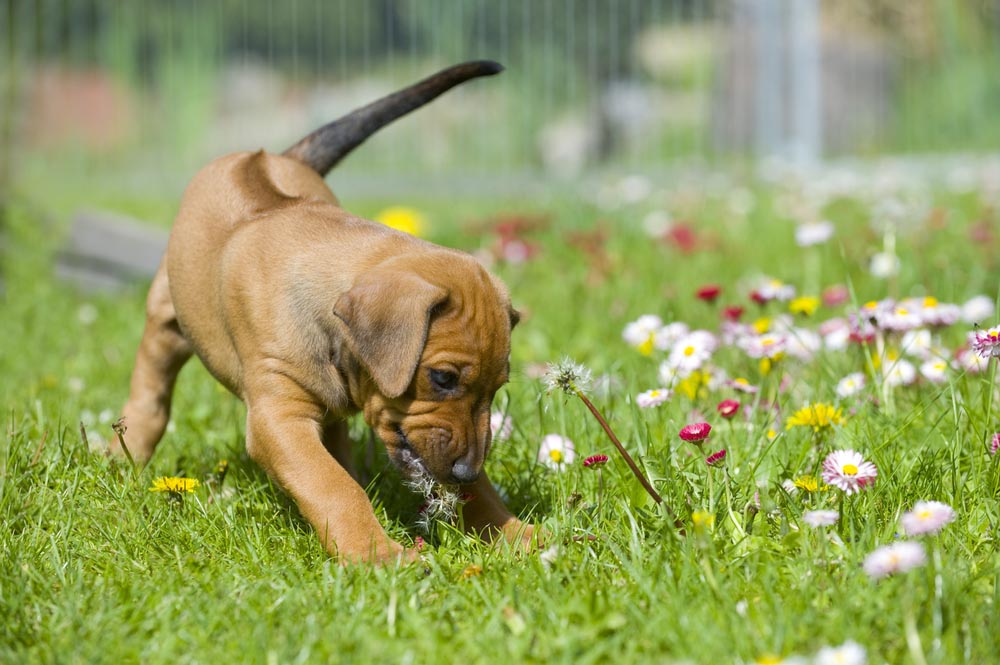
[722,305,744,321]
[750,290,769,305]
[679,422,712,443]
[696,284,722,303]
[583,454,609,469]
[716,399,740,419]
[705,449,727,467]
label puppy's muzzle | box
[449,458,480,485]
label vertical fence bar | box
[789,0,821,164]
[752,0,783,159]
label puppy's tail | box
[283,60,503,177]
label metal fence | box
[2,0,999,196]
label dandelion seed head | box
[543,358,593,395]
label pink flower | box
[679,422,712,443]
[971,325,1000,358]
[705,449,727,467]
[583,454,609,469]
[490,411,514,441]
[901,501,956,536]
[716,399,740,419]
[821,449,878,495]
[992,433,1000,456]
[822,284,850,307]
[863,541,927,579]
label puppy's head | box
[333,251,517,485]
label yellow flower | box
[752,317,770,334]
[375,206,426,237]
[785,403,845,431]
[149,477,200,494]
[793,475,819,492]
[637,334,655,356]
[460,564,483,579]
[692,510,716,530]
[788,296,820,317]
[677,370,711,400]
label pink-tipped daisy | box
[582,454,609,469]
[992,432,1000,456]
[705,449,727,467]
[716,399,740,419]
[490,411,514,442]
[802,510,839,527]
[636,388,671,408]
[679,422,712,443]
[863,541,927,580]
[971,325,1000,358]
[821,450,878,494]
[900,500,956,536]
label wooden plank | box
[56,209,168,291]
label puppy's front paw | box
[499,518,546,553]
[337,536,421,567]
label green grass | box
[3,165,1000,664]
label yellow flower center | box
[639,335,655,356]
[684,345,696,357]
[842,464,858,475]
[649,390,661,398]
[897,307,909,315]
[549,449,563,464]
[918,510,931,519]
[923,296,938,308]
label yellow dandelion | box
[461,564,483,579]
[788,295,820,317]
[149,477,200,494]
[793,475,819,492]
[752,317,770,334]
[692,510,716,530]
[785,403,846,431]
[677,370,710,400]
[375,206,426,237]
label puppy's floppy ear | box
[509,308,521,329]
[333,272,448,398]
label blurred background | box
[1,0,999,211]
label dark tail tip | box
[283,60,504,177]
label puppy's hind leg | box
[117,262,193,463]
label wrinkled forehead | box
[423,271,513,371]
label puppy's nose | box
[450,461,480,485]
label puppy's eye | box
[429,369,459,391]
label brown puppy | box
[117,61,534,563]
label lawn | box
[2,159,1000,664]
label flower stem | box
[573,388,664,505]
